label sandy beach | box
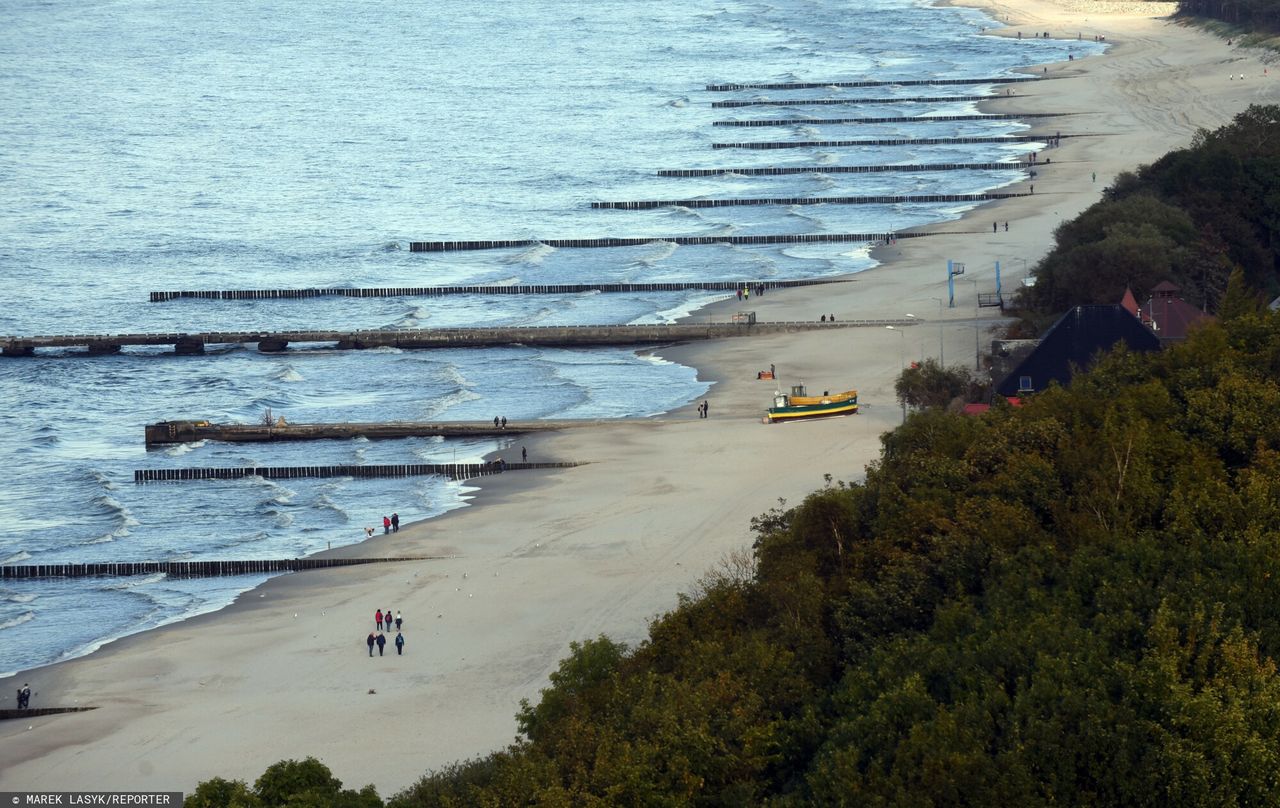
[2,0,1277,793]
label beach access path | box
[2,0,1276,793]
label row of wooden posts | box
[705,76,1042,91]
[713,94,995,108]
[592,192,1026,210]
[133,461,582,483]
[712,112,1064,127]
[656,162,1026,177]
[148,279,845,302]
[712,134,1070,150]
[409,231,923,252]
[0,557,429,579]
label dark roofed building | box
[995,305,1161,397]
[1139,281,1214,343]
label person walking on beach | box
[383,515,391,534]
[376,632,386,656]
[521,446,527,462]
[395,611,403,630]
[1004,221,1009,232]
[17,683,31,709]
[395,632,405,655]
[702,400,709,418]
[366,633,376,657]
[375,609,383,630]
[993,222,997,233]
[391,513,399,532]
[493,416,500,428]
[501,416,507,429]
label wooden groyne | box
[145,419,607,446]
[705,77,1041,91]
[592,192,1027,210]
[133,461,584,483]
[713,112,1068,127]
[712,135,1076,150]
[657,162,1025,177]
[409,231,929,253]
[0,707,98,720]
[1,557,432,580]
[712,95,1000,108]
[0,319,908,357]
[148,279,848,303]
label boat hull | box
[766,400,859,422]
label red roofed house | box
[1136,281,1214,343]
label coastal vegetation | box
[1019,105,1280,322]
[190,306,1280,805]
[1178,0,1280,33]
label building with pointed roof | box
[1138,281,1214,343]
[994,305,1162,397]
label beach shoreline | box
[3,0,1275,792]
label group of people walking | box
[492,416,508,428]
[382,513,399,534]
[14,682,31,709]
[367,608,406,657]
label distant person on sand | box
[366,633,376,657]
[501,416,508,428]
[375,609,383,630]
[703,400,709,418]
[395,632,405,655]
[493,416,500,428]
[521,446,527,462]
[993,222,997,233]
[17,683,31,709]
[376,632,386,656]
[383,515,391,534]
[1004,221,1009,231]
[395,611,403,630]
[391,513,399,532]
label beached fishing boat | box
[766,384,858,422]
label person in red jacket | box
[375,609,383,630]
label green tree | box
[893,358,973,409]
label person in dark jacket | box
[376,632,387,656]
[395,632,405,655]
[366,633,376,657]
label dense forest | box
[1178,0,1280,31]
[191,307,1280,805]
[1019,105,1280,321]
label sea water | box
[0,0,1098,676]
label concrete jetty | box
[657,162,1026,177]
[712,112,1068,127]
[408,230,930,253]
[0,557,432,580]
[705,77,1042,91]
[148,278,848,303]
[592,192,1027,210]
[0,319,918,358]
[132,461,584,483]
[711,134,1076,150]
[145,419,610,446]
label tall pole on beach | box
[969,278,981,371]
[886,325,906,423]
[930,297,945,366]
